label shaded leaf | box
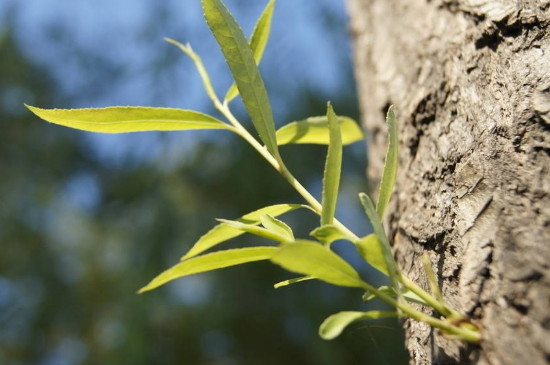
[319,311,398,340]
[276,116,363,146]
[260,213,294,241]
[203,0,279,157]
[224,0,275,103]
[321,103,342,226]
[376,106,398,219]
[422,253,444,302]
[271,240,365,288]
[274,275,315,289]
[139,247,277,293]
[356,233,388,275]
[182,204,309,260]
[362,286,428,306]
[310,225,351,246]
[359,193,399,289]
[26,105,228,133]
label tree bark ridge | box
[348,0,550,363]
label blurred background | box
[0,0,407,364]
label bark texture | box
[348,1,550,364]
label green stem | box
[400,275,461,318]
[216,101,479,343]
[359,281,480,344]
[217,102,357,240]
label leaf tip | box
[386,105,396,125]
[137,285,151,295]
[25,104,38,113]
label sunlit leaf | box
[26,105,228,133]
[182,204,309,260]
[310,225,351,246]
[260,213,294,242]
[376,106,398,219]
[164,38,218,104]
[362,286,428,306]
[319,311,398,340]
[356,234,388,275]
[139,247,277,293]
[273,275,315,289]
[276,116,363,146]
[271,240,365,288]
[224,0,275,103]
[359,193,398,288]
[321,103,342,226]
[203,0,279,157]
[216,218,290,243]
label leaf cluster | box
[27,0,480,345]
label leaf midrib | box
[52,119,225,125]
[211,0,276,149]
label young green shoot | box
[26,0,481,346]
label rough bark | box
[348,0,550,364]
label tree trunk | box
[348,1,550,364]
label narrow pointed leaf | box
[274,275,315,289]
[319,311,398,340]
[260,214,294,241]
[203,0,279,157]
[182,204,309,260]
[321,103,342,226]
[356,234,388,275]
[362,286,428,306]
[271,240,365,288]
[276,116,363,146]
[359,193,399,290]
[376,106,398,219]
[422,253,444,302]
[164,38,218,104]
[139,247,277,293]
[26,105,229,133]
[224,0,275,103]
[310,225,352,246]
[216,218,290,243]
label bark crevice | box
[348,0,550,363]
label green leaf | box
[260,214,294,242]
[139,247,277,293]
[356,234,388,275]
[271,240,365,288]
[26,105,229,134]
[182,204,309,260]
[376,105,398,220]
[310,225,352,246]
[273,275,315,289]
[203,0,279,157]
[319,311,398,340]
[216,218,290,243]
[359,193,399,288]
[362,286,428,306]
[164,38,218,104]
[321,103,342,226]
[224,0,275,104]
[276,116,363,146]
